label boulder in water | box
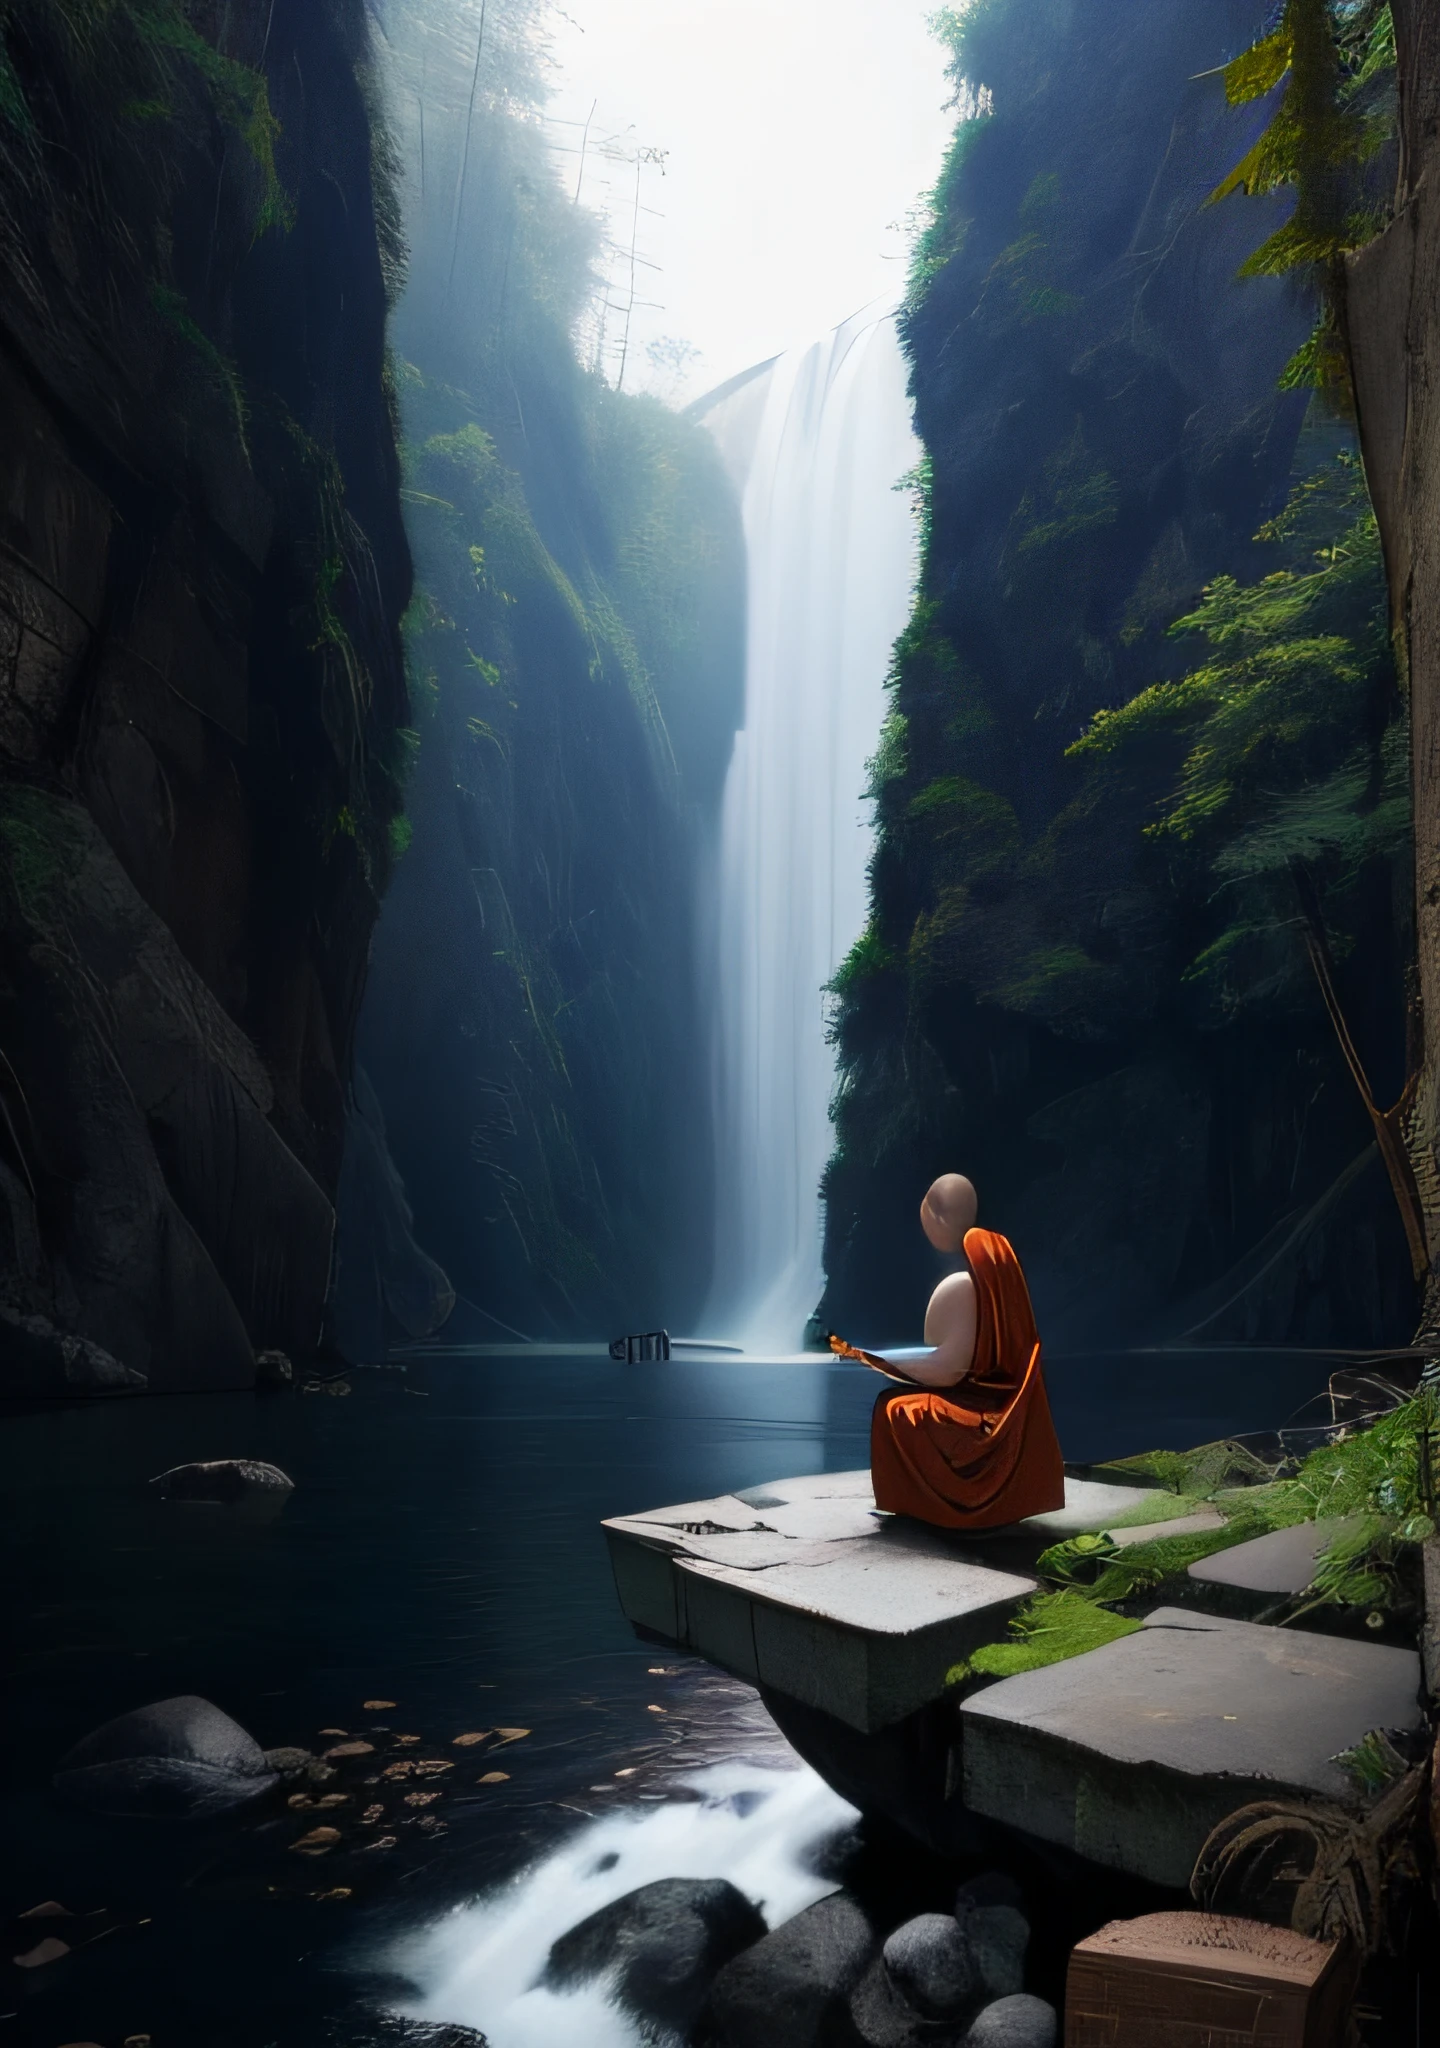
[849,1954,960,2047]
[149,1459,294,1501]
[544,1876,765,2035]
[959,1994,1057,2048]
[255,1349,294,1386]
[697,1891,876,2048]
[882,1913,977,2020]
[54,1695,278,1816]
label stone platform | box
[960,1607,1423,1889]
[604,1469,1177,1733]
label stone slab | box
[1187,1518,1360,1596]
[670,1547,1034,1731]
[605,1471,1213,1733]
[960,1608,1423,1889]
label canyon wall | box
[0,0,411,1390]
[824,0,1415,1349]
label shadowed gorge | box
[5,4,1440,2045]
[0,0,411,1390]
[345,0,745,1343]
[822,0,1416,1353]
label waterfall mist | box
[704,307,921,1351]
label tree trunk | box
[1344,0,1440,1329]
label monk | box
[832,1174,1065,1530]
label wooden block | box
[1065,1910,1354,2048]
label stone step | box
[603,1472,1190,1733]
[959,1608,1422,1889]
[1183,1517,1362,1619]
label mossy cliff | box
[0,0,411,1388]
[345,0,744,1343]
[823,0,1414,1349]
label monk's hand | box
[828,1333,897,1373]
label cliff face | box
[344,2,745,1344]
[824,0,1415,1349]
[0,0,411,1390]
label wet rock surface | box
[149,1459,295,1501]
[958,1994,1057,2048]
[543,1876,766,2035]
[54,1695,277,1817]
[882,1914,978,2020]
[697,1891,877,2047]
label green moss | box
[947,1590,1142,1685]
[827,922,899,998]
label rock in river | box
[882,1914,977,2020]
[544,1877,765,2036]
[54,1696,278,1816]
[697,1891,876,2048]
[149,1459,294,1501]
[960,1994,1057,2048]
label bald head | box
[920,1174,978,1255]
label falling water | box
[396,1761,856,2047]
[704,304,922,1350]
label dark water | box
[2,1346,1342,2046]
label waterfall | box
[703,305,921,1350]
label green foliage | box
[1333,1724,1414,1794]
[1211,2,1398,390]
[946,1590,1142,1685]
[827,921,898,999]
[865,708,909,800]
[1072,452,1403,1012]
[1,0,291,232]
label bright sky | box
[542,0,955,404]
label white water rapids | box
[703,304,922,1350]
[396,1761,856,2046]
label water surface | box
[2,1345,1340,2044]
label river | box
[3,1346,1340,2045]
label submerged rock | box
[54,1695,277,1817]
[697,1891,876,2048]
[960,1994,1056,2048]
[255,1349,294,1387]
[883,1914,977,2021]
[544,1876,764,2035]
[149,1459,294,1501]
[262,1746,316,1782]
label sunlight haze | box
[543,0,955,401]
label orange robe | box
[870,1227,1065,1530]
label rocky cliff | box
[0,0,411,1391]
[345,0,744,1344]
[823,0,1415,1349]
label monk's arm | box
[908,1271,978,1387]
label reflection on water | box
[2,1345,1342,2043]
